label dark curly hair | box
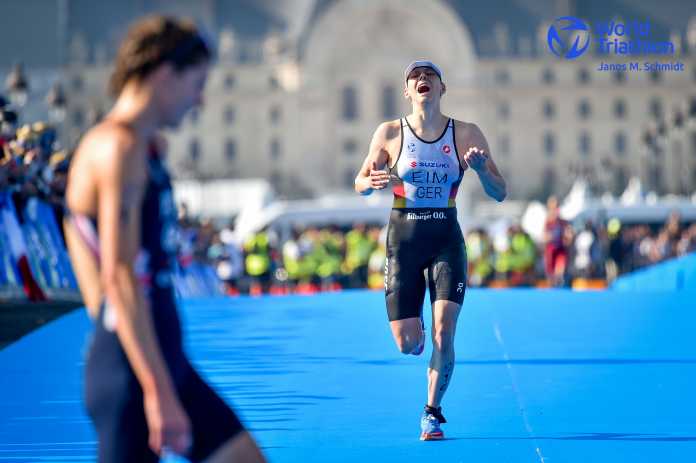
[109,15,212,97]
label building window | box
[542,68,555,84]
[189,139,200,162]
[649,97,662,119]
[270,138,281,160]
[345,169,356,188]
[72,107,84,127]
[224,139,236,161]
[72,75,84,92]
[690,131,696,158]
[615,132,627,157]
[224,105,235,125]
[614,69,626,84]
[190,109,199,126]
[578,99,591,119]
[382,85,397,119]
[270,170,281,187]
[650,69,662,84]
[497,102,510,120]
[498,135,510,157]
[542,99,555,120]
[343,139,357,156]
[494,69,510,85]
[269,105,281,125]
[579,131,591,156]
[543,131,555,158]
[577,68,590,84]
[613,167,628,194]
[614,99,627,119]
[269,76,279,90]
[649,165,663,193]
[542,167,556,199]
[224,74,235,90]
[342,85,358,121]
[86,105,103,126]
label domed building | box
[3,0,694,201]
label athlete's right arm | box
[354,122,392,195]
[92,129,191,455]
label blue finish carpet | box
[1,289,695,462]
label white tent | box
[520,201,547,243]
[559,178,591,220]
[518,176,696,243]
[619,177,645,205]
[235,192,394,242]
[173,178,275,219]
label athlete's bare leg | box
[427,300,461,408]
[390,317,424,354]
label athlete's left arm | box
[455,121,507,202]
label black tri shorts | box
[84,288,244,462]
[385,208,467,321]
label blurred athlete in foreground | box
[64,16,266,462]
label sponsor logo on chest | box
[408,160,450,169]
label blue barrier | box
[27,199,77,289]
[0,192,25,299]
[20,197,79,299]
[1,189,223,300]
[611,252,696,291]
[174,262,223,298]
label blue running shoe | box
[412,313,425,356]
[420,406,445,440]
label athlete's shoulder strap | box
[391,119,406,173]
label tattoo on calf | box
[439,361,454,392]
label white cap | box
[404,60,443,83]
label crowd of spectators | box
[465,210,695,289]
[1,102,70,223]
[175,209,388,296]
[179,203,696,295]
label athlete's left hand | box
[463,147,488,172]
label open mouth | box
[417,82,431,94]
